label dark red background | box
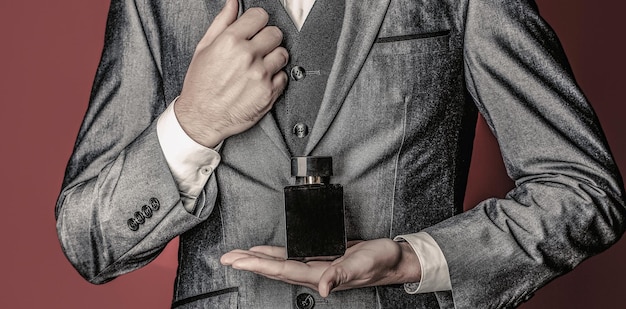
[1,1,624,308]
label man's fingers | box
[220,249,254,265]
[249,245,287,258]
[222,247,328,288]
[228,7,270,40]
[199,0,239,47]
[249,70,287,118]
[271,71,288,98]
[263,47,289,74]
[220,249,284,265]
[251,26,284,56]
[231,256,288,277]
[232,257,324,284]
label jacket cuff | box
[156,97,221,213]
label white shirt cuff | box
[156,98,221,213]
[394,232,452,293]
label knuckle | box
[250,65,269,80]
[238,51,255,65]
[219,30,239,47]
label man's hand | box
[176,0,289,148]
[220,239,422,297]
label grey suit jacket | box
[56,0,626,308]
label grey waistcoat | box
[251,0,345,156]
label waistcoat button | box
[295,293,315,309]
[290,65,306,81]
[292,123,309,138]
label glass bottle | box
[284,156,346,260]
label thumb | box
[318,267,340,298]
[200,0,239,46]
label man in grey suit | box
[56,0,625,308]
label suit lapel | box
[304,0,391,155]
[258,113,290,158]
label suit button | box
[127,218,139,231]
[149,197,160,211]
[295,293,315,309]
[292,123,309,138]
[141,205,153,218]
[290,66,306,81]
[134,211,146,224]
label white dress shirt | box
[155,0,451,294]
[280,0,316,30]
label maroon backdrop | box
[1,1,623,308]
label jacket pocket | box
[171,287,238,309]
[375,30,451,43]
[371,30,451,56]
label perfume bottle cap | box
[291,156,333,177]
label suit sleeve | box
[55,0,217,284]
[423,0,626,307]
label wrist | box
[174,96,225,148]
[397,241,422,284]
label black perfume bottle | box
[284,156,346,260]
